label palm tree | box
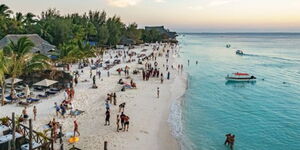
[3,37,51,95]
[0,4,13,17]
[0,50,9,106]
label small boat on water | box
[236,50,244,55]
[226,73,256,82]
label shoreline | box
[0,44,185,150]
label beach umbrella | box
[5,78,23,84]
[33,79,58,87]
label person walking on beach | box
[33,106,37,121]
[157,87,160,98]
[167,71,170,80]
[105,110,110,126]
[107,70,110,77]
[61,104,66,118]
[73,120,80,136]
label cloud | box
[154,0,166,3]
[208,0,236,7]
[106,0,166,7]
[106,0,141,7]
[188,0,236,10]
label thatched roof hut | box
[0,34,56,55]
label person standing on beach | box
[33,106,37,121]
[93,75,96,85]
[123,115,130,132]
[105,110,110,126]
[120,112,125,130]
[61,104,66,118]
[73,120,80,136]
[107,70,110,77]
[90,69,92,78]
[188,59,190,66]
[167,71,170,80]
[113,93,117,105]
[116,115,120,132]
[55,102,60,117]
[22,107,28,123]
[157,87,160,98]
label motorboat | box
[236,50,244,55]
[225,73,256,82]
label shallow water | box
[176,33,300,150]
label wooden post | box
[29,119,33,150]
[12,112,16,150]
[104,141,107,150]
[60,126,63,150]
[51,127,54,150]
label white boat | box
[225,73,256,82]
[236,50,244,55]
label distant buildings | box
[0,34,57,55]
[145,26,178,41]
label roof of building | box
[0,34,56,55]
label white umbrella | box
[34,79,58,87]
[5,78,23,84]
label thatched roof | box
[0,34,56,55]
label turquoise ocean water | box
[175,33,300,150]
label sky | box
[1,0,300,32]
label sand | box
[0,44,186,150]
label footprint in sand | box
[140,130,149,134]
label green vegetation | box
[0,4,167,47]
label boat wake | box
[242,53,300,63]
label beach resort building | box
[0,34,57,56]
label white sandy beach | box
[0,44,186,150]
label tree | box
[0,4,13,17]
[125,23,142,43]
[0,50,9,106]
[3,37,50,95]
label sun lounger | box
[50,88,61,92]
[26,98,40,103]
[34,87,44,91]
[37,94,48,98]
[45,91,57,95]
[18,101,30,106]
